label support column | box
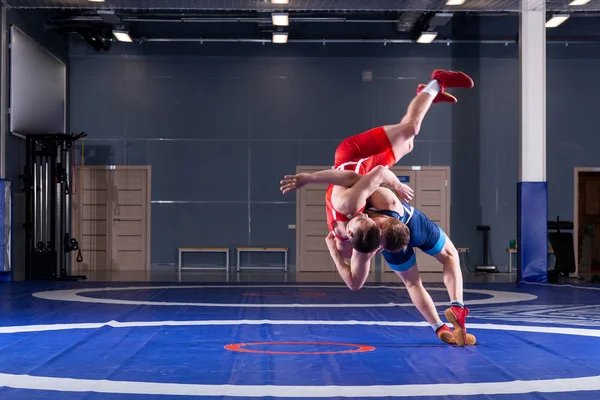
[1,6,6,179]
[517,0,548,283]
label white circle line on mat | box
[0,319,599,397]
[523,282,600,291]
[31,285,538,308]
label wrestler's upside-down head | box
[346,213,410,254]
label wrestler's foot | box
[445,306,470,347]
[431,69,474,90]
[436,324,476,346]
[417,84,457,104]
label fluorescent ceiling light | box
[88,0,106,2]
[569,0,590,5]
[446,0,465,5]
[272,13,289,26]
[417,32,437,43]
[272,32,288,44]
[545,14,569,28]
[113,30,133,42]
[271,0,289,4]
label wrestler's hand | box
[325,232,338,251]
[280,173,313,194]
[394,183,414,203]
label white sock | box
[421,79,440,98]
[431,321,445,331]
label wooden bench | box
[177,247,230,273]
[236,247,288,272]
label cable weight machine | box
[21,132,87,280]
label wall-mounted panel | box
[9,26,65,134]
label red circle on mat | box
[242,292,326,297]
[224,342,376,355]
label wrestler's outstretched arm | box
[325,232,374,291]
[280,167,413,205]
[279,169,361,194]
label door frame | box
[72,165,152,274]
[573,167,600,276]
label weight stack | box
[0,180,11,282]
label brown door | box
[72,166,151,278]
[578,172,600,272]
[382,167,450,280]
[72,168,110,272]
[414,169,449,273]
[110,168,151,273]
[296,166,376,282]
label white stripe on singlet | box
[335,157,369,173]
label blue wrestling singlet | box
[367,202,447,272]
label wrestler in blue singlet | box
[367,202,447,272]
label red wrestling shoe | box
[436,324,476,346]
[436,324,455,344]
[445,306,470,347]
[431,69,474,90]
[417,84,457,104]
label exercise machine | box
[21,132,87,280]
[547,216,576,282]
[476,225,497,272]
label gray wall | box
[67,35,600,275]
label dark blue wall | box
[69,39,457,270]
[67,33,600,273]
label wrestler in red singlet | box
[325,126,397,240]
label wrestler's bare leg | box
[383,70,474,161]
[395,265,440,325]
[382,92,434,160]
[396,261,475,346]
[434,238,464,304]
[434,238,472,347]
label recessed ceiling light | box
[545,14,569,28]
[113,30,133,42]
[272,13,289,26]
[417,32,438,43]
[272,32,288,44]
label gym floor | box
[1,281,599,399]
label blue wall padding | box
[517,181,548,283]
[0,179,11,281]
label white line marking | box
[0,320,599,337]
[0,320,599,397]
[1,373,600,398]
[31,285,537,308]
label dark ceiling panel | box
[3,0,600,12]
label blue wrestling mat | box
[1,282,600,399]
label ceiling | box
[2,0,600,12]
[5,0,600,51]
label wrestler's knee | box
[436,241,459,266]
[402,274,422,290]
[406,136,414,153]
